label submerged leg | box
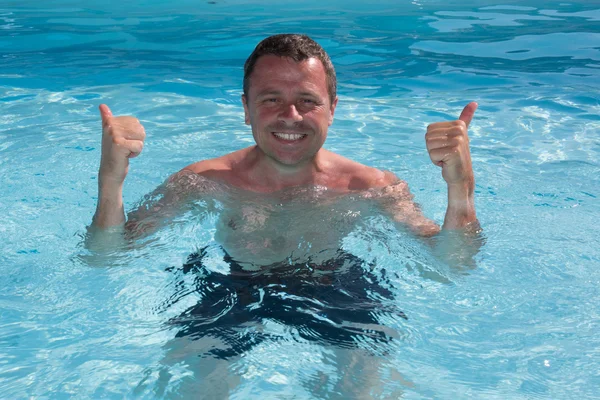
[149,335,242,400]
[326,348,414,399]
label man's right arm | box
[92,104,146,230]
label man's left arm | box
[426,102,480,233]
[374,102,483,268]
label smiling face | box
[242,55,338,167]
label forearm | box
[92,181,126,229]
[84,181,127,255]
[442,181,478,231]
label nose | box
[278,103,303,125]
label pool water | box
[1,0,600,398]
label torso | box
[180,146,398,268]
[213,185,373,267]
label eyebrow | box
[256,89,319,98]
[297,91,319,97]
[256,90,282,98]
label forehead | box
[248,55,328,94]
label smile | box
[272,132,307,141]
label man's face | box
[242,55,338,167]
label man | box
[93,34,479,240]
[90,34,480,395]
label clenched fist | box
[426,102,477,187]
[99,104,146,187]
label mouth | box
[271,132,308,142]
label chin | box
[273,156,305,166]
[269,151,312,167]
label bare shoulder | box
[183,147,251,175]
[323,150,403,191]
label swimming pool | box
[1,0,599,398]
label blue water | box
[1,0,600,398]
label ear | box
[328,96,338,126]
[242,94,250,125]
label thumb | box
[99,104,113,125]
[458,101,478,127]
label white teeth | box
[273,132,305,141]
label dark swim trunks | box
[163,247,406,360]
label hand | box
[425,102,477,187]
[98,104,146,187]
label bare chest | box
[213,193,369,265]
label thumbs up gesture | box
[98,104,146,187]
[425,102,477,187]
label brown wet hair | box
[243,34,337,104]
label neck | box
[244,146,328,192]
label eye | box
[299,98,319,108]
